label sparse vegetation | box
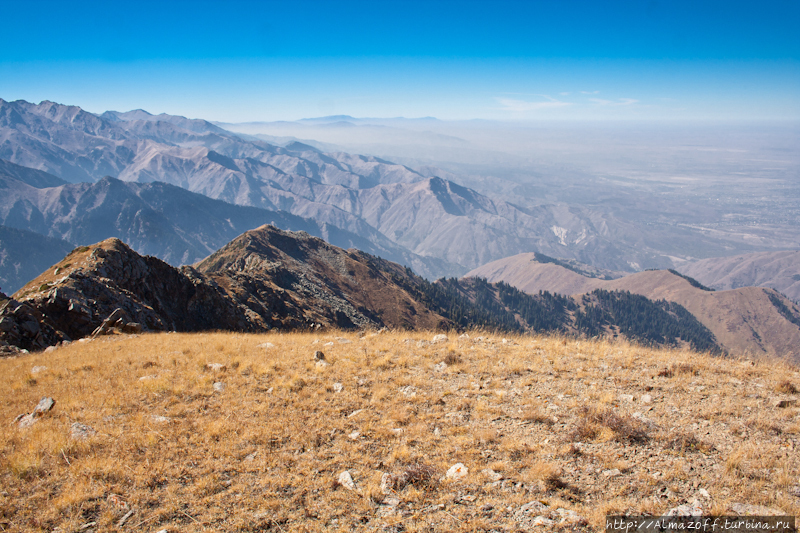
[0,330,798,532]
[668,269,715,291]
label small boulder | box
[213,382,225,392]
[332,382,343,393]
[445,463,468,481]
[666,499,703,517]
[313,351,325,361]
[337,470,357,491]
[431,334,448,344]
[205,363,226,372]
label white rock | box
[532,516,555,527]
[433,362,447,372]
[323,342,334,347]
[458,333,470,340]
[150,415,171,424]
[445,463,468,480]
[602,468,622,477]
[619,394,635,402]
[641,394,653,404]
[481,468,503,482]
[31,366,47,374]
[332,382,343,393]
[337,470,357,491]
[431,334,448,344]
[666,499,703,517]
[213,382,225,392]
[206,363,225,372]
[257,342,275,349]
[348,431,360,440]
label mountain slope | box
[678,251,800,301]
[0,171,453,279]
[0,226,75,294]
[469,254,800,362]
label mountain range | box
[1,226,721,357]
[468,252,800,362]
[2,97,747,292]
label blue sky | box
[1,0,798,121]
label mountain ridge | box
[467,253,800,362]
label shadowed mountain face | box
[0,226,451,351]
[0,161,455,288]
[0,226,74,295]
[468,253,800,363]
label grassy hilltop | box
[1,330,798,532]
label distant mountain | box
[1,227,722,354]
[0,226,74,294]
[468,253,800,362]
[677,251,800,301]
[1,98,698,275]
[0,169,452,280]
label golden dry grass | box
[0,330,798,532]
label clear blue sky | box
[1,0,798,121]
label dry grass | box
[0,330,798,532]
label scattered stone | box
[31,366,47,374]
[205,363,226,372]
[514,500,549,519]
[337,470,357,491]
[138,374,157,381]
[416,340,429,348]
[619,394,635,402]
[641,393,653,404]
[729,502,785,515]
[213,382,225,392]
[433,361,447,372]
[458,333,470,340]
[697,488,711,499]
[323,341,334,347]
[666,499,703,517]
[348,409,364,418]
[313,350,325,361]
[554,508,588,526]
[16,397,56,428]
[773,398,797,408]
[45,346,57,353]
[150,415,171,424]
[602,468,622,478]
[332,382,343,393]
[348,431,360,440]
[243,451,258,462]
[257,342,275,349]
[445,463,468,481]
[70,422,96,440]
[399,385,416,398]
[315,360,329,369]
[481,468,503,482]
[431,334,448,344]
